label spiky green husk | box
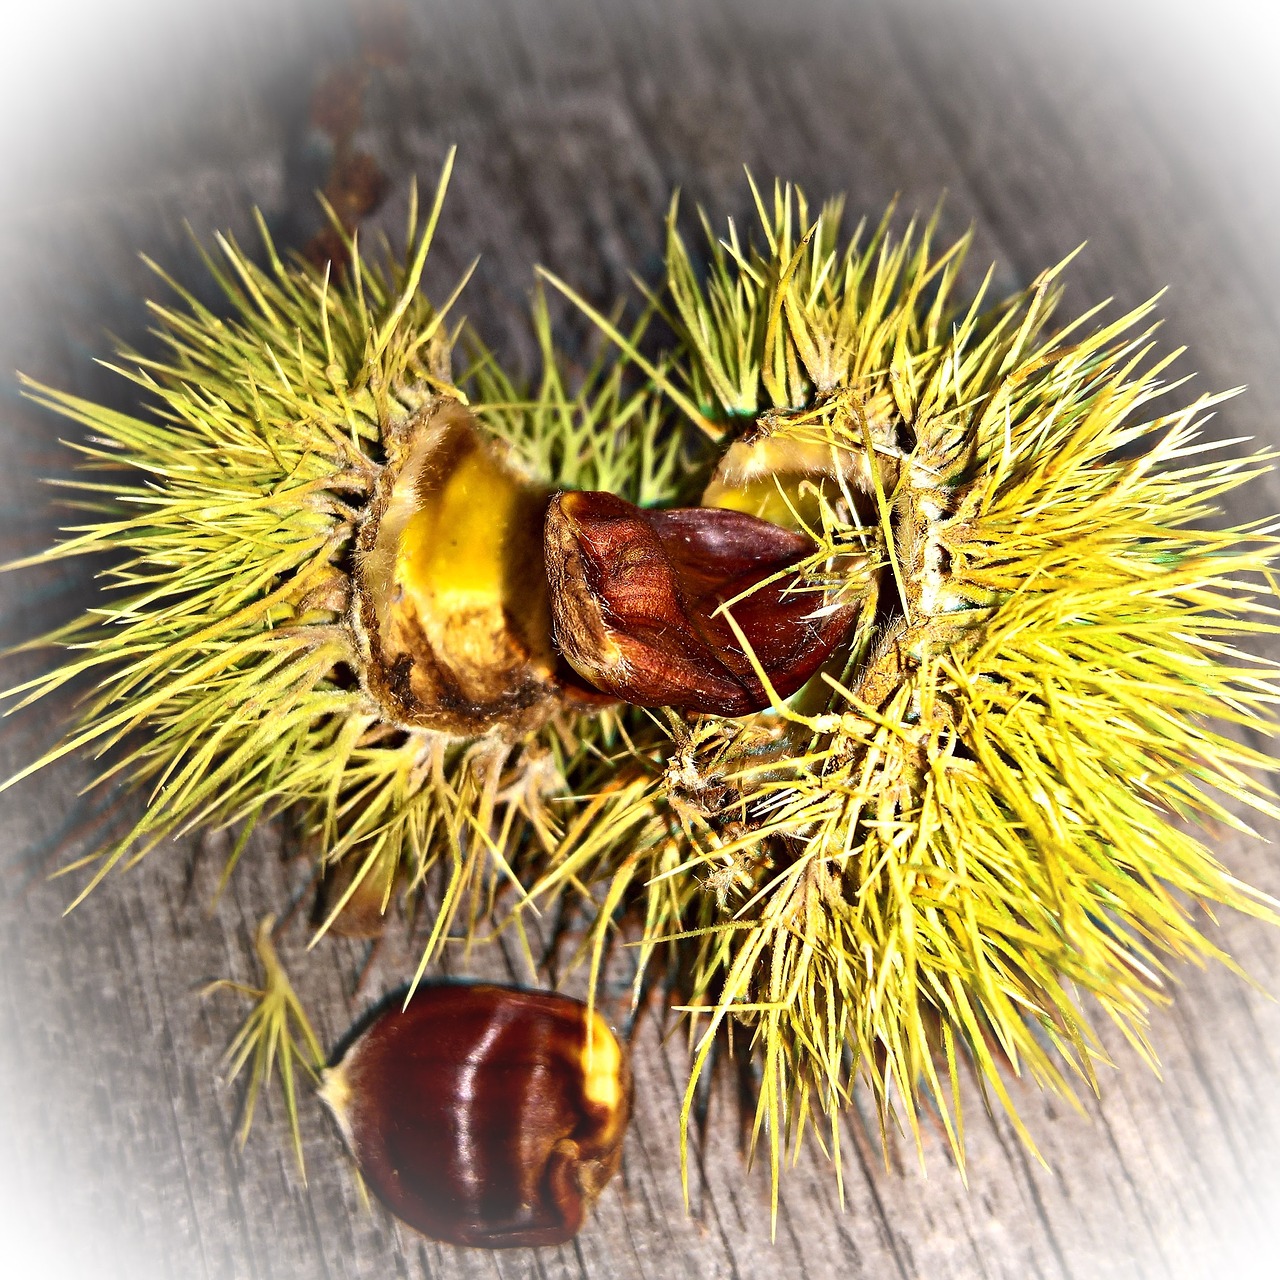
[8,155,1280,1213]
[3,154,681,977]
[541,181,1280,1206]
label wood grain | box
[2,2,1278,1277]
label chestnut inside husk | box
[545,489,858,715]
[351,398,602,739]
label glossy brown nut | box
[544,490,857,716]
[319,983,631,1249]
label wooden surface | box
[2,2,1279,1277]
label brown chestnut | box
[319,983,631,1248]
[544,490,857,716]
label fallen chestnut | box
[319,983,631,1248]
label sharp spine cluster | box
[541,176,1280,1203]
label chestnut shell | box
[545,490,858,715]
[320,983,632,1248]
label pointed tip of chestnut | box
[545,491,857,716]
[321,983,631,1249]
